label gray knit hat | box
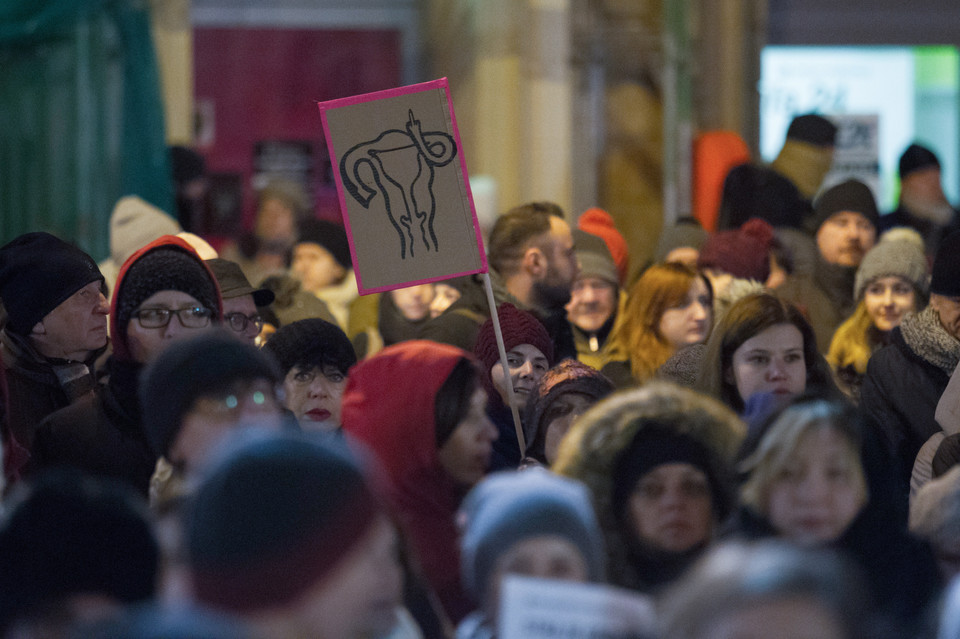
[573,230,618,287]
[854,238,929,300]
[459,468,605,601]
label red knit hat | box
[697,218,775,283]
[578,208,629,284]
[474,304,555,374]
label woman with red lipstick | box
[553,382,744,594]
[695,293,838,416]
[340,340,498,626]
[827,233,929,402]
[262,318,357,431]
[611,262,713,385]
[735,399,940,632]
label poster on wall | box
[317,78,486,294]
[821,114,881,198]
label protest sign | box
[318,78,486,294]
[498,575,657,639]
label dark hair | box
[487,207,555,277]
[696,293,837,412]
[434,357,481,448]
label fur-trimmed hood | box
[552,382,745,589]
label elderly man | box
[862,230,960,488]
[0,233,109,463]
[566,230,625,374]
[487,201,580,360]
[882,143,960,258]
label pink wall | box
[193,27,402,231]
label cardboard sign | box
[318,78,486,294]
[498,575,657,639]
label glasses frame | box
[225,312,265,334]
[131,306,213,329]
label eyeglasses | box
[225,312,264,334]
[132,306,213,329]
[189,381,285,418]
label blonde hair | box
[614,263,709,383]
[739,401,867,515]
[826,301,875,375]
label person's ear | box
[522,246,546,278]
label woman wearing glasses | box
[30,235,222,496]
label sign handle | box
[481,272,526,457]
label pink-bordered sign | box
[318,78,487,295]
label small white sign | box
[498,575,657,639]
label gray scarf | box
[900,306,960,375]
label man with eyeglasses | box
[30,236,222,495]
[206,258,275,345]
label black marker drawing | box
[340,110,457,259]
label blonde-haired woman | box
[827,236,929,402]
[613,263,712,384]
[734,399,939,631]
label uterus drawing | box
[340,110,458,260]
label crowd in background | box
[2,114,960,638]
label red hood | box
[109,235,223,361]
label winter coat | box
[776,255,858,353]
[30,357,154,495]
[341,340,478,624]
[731,501,940,633]
[552,382,745,592]
[861,306,959,486]
[0,329,104,459]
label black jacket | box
[860,327,949,486]
[29,357,155,496]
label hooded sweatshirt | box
[340,340,477,624]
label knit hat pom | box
[578,208,629,284]
[740,218,775,249]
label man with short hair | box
[862,230,960,489]
[0,232,109,462]
[206,258,275,345]
[487,202,580,360]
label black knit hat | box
[114,246,220,346]
[0,469,158,632]
[0,232,104,335]
[262,317,357,376]
[809,179,880,232]
[185,434,379,613]
[785,114,838,147]
[899,143,940,179]
[931,231,960,297]
[139,330,282,458]
[611,425,735,524]
[297,218,352,269]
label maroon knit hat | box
[186,434,379,614]
[474,303,555,374]
[697,218,774,283]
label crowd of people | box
[1,116,960,638]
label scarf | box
[900,306,960,375]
